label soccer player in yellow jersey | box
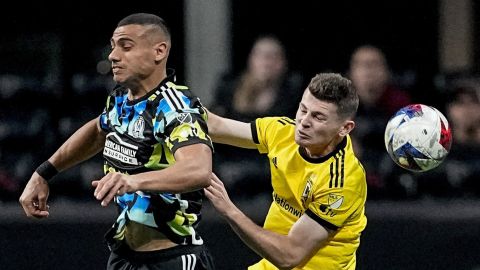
[205,73,367,270]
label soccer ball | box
[384,104,452,172]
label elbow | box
[278,264,299,270]
[196,165,212,188]
[187,159,211,189]
[198,152,213,188]
[273,250,304,270]
[177,144,212,189]
[276,258,302,270]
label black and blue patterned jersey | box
[99,69,213,246]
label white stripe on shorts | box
[181,254,197,270]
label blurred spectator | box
[349,45,412,116]
[444,86,480,196]
[212,34,304,120]
[347,45,414,199]
[210,34,304,198]
[446,86,480,145]
[417,84,480,198]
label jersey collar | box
[125,68,176,105]
[298,136,347,163]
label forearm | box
[205,174,325,268]
[132,144,212,193]
[207,111,256,149]
[49,118,105,171]
[132,159,211,193]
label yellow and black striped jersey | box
[249,116,367,270]
[99,69,213,247]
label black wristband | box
[35,161,59,181]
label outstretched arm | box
[205,173,330,269]
[207,110,256,149]
[19,118,106,218]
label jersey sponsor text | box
[273,192,302,218]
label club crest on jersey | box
[176,113,193,124]
[301,174,315,207]
[132,116,145,138]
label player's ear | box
[154,41,168,62]
[339,120,355,136]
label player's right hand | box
[204,173,235,217]
[19,172,50,218]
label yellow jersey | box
[249,117,367,270]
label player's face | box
[295,90,347,157]
[108,25,158,85]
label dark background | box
[0,2,185,82]
[0,0,442,102]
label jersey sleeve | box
[155,88,213,154]
[99,95,112,132]
[99,85,124,133]
[306,186,365,230]
[251,117,286,154]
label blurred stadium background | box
[1,1,480,269]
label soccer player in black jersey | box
[19,13,215,270]
[205,73,367,270]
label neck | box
[127,70,167,100]
[304,136,344,158]
[128,88,148,100]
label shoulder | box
[341,136,367,190]
[345,136,365,170]
[255,116,295,130]
[159,80,202,108]
[254,116,295,142]
[165,81,192,96]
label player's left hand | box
[204,173,235,216]
[92,172,135,207]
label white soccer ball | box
[384,104,453,172]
